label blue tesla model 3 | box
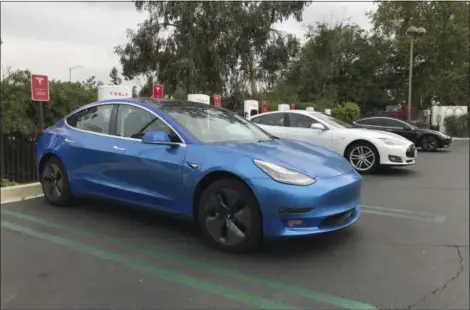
[36,98,362,252]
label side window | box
[66,104,114,134]
[288,114,318,128]
[356,118,382,126]
[381,118,403,127]
[256,113,285,126]
[116,105,181,142]
[251,116,261,124]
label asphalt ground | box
[1,141,469,309]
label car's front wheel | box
[197,178,263,253]
[420,135,439,151]
[345,142,380,174]
[40,156,73,207]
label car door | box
[62,103,119,196]
[380,118,418,142]
[250,113,288,138]
[105,103,187,213]
[286,113,335,149]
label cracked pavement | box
[1,141,469,309]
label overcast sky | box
[1,0,374,87]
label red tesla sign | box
[214,94,221,107]
[290,104,296,110]
[31,74,49,101]
[152,84,164,99]
[262,100,268,113]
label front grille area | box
[320,209,355,228]
[406,145,416,158]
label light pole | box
[69,65,82,82]
[406,26,426,122]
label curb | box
[1,182,43,204]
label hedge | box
[444,114,469,137]
[331,102,361,123]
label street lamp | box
[406,26,426,122]
[69,65,83,82]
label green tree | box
[1,68,98,135]
[109,66,122,85]
[115,1,307,109]
[278,22,392,114]
[370,1,469,107]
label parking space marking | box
[2,210,378,310]
[361,205,446,223]
[1,220,297,310]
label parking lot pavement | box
[1,141,468,310]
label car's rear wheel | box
[345,142,380,174]
[197,178,262,253]
[40,156,73,207]
[420,135,439,151]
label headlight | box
[437,132,448,139]
[377,137,407,146]
[253,159,315,186]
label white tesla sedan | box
[248,110,417,173]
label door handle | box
[64,138,75,143]
[113,145,125,151]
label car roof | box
[250,110,325,117]
[95,97,210,108]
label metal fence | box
[0,133,38,184]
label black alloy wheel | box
[41,157,72,206]
[420,135,439,151]
[198,178,262,253]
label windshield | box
[310,112,353,128]
[153,101,275,144]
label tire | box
[40,156,73,207]
[197,178,263,253]
[345,141,380,174]
[420,135,439,151]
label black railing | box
[0,133,38,184]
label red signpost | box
[214,94,221,107]
[31,74,49,101]
[262,100,268,113]
[31,74,49,130]
[290,104,296,110]
[152,84,164,99]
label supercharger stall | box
[187,94,210,104]
[97,85,133,122]
[97,85,132,101]
[244,100,259,118]
[278,104,290,111]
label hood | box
[346,128,412,143]
[221,139,354,178]
[414,127,447,137]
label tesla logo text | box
[35,77,44,86]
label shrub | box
[444,114,469,137]
[332,101,361,124]
[0,178,18,187]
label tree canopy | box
[115,1,308,109]
[2,1,468,136]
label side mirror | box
[310,123,326,130]
[142,131,172,144]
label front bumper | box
[439,137,452,148]
[249,170,362,238]
[377,143,417,166]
